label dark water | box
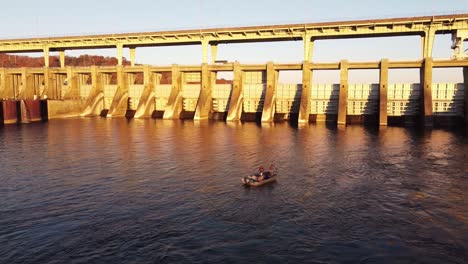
[0,119,467,264]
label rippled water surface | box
[1,119,467,263]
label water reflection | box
[0,119,467,263]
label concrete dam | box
[0,13,468,126]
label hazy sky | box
[1,0,467,83]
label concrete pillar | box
[337,60,349,126]
[261,62,277,122]
[202,40,209,64]
[194,63,212,120]
[463,67,468,125]
[108,65,129,117]
[20,68,33,99]
[163,64,183,119]
[420,57,433,126]
[379,59,389,126]
[59,50,65,68]
[422,28,436,58]
[134,65,156,118]
[43,47,49,67]
[129,47,136,66]
[298,61,312,123]
[303,35,314,62]
[0,68,5,99]
[211,44,218,64]
[66,67,78,99]
[226,62,243,121]
[117,43,123,66]
[42,67,49,99]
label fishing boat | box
[241,173,277,187]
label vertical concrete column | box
[0,68,5,99]
[261,62,278,122]
[42,67,49,99]
[194,63,212,120]
[420,57,433,126]
[202,39,209,64]
[379,59,389,126]
[134,65,156,118]
[129,47,136,66]
[66,67,78,99]
[59,50,65,68]
[163,64,183,119]
[211,44,218,64]
[422,28,436,58]
[303,34,314,62]
[43,47,50,67]
[20,68,30,99]
[227,62,243,121]
[117,43,123,66]
[108,65,129,117]
[463,67,468,125]
[298,61,312,123]
[337,60,349,126]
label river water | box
[0,119,467,263]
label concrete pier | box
[420,58,433,127]
[226,62,243,122]
[464,67,468,126]
[261,62,277,122]
[81,66,104,117]
[194,63,212,120]
[298,61,311,123]
[379,59,389,126]
[337,60,349,126]
[134,65,156,118]
[163,65,183,119]
[107,66,129,117]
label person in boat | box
[244,166,265,183]
[258,165,275,181]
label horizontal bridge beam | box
[0,14,467,53]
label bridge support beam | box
[129,47,136,66]
[202,40,218,64]
[59,51,65,68]
[211,44,218,64]
[43,47,50,67]
[303,35,314,62]
[194,63,212,120]
[227,62,243,121]
[298,61,312,123]
[117,43,123,66]
[379,59,389,126]
[261,62,277,122]
[422,28,436,58]
[337,60,349,126]
[464,67,468,125]
[202,40,209,64]
[163,64,183,119]
[420,57,433,127]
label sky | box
[1,0,468,83]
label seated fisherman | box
[244,166,265,183]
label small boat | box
[241,174,278,187]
